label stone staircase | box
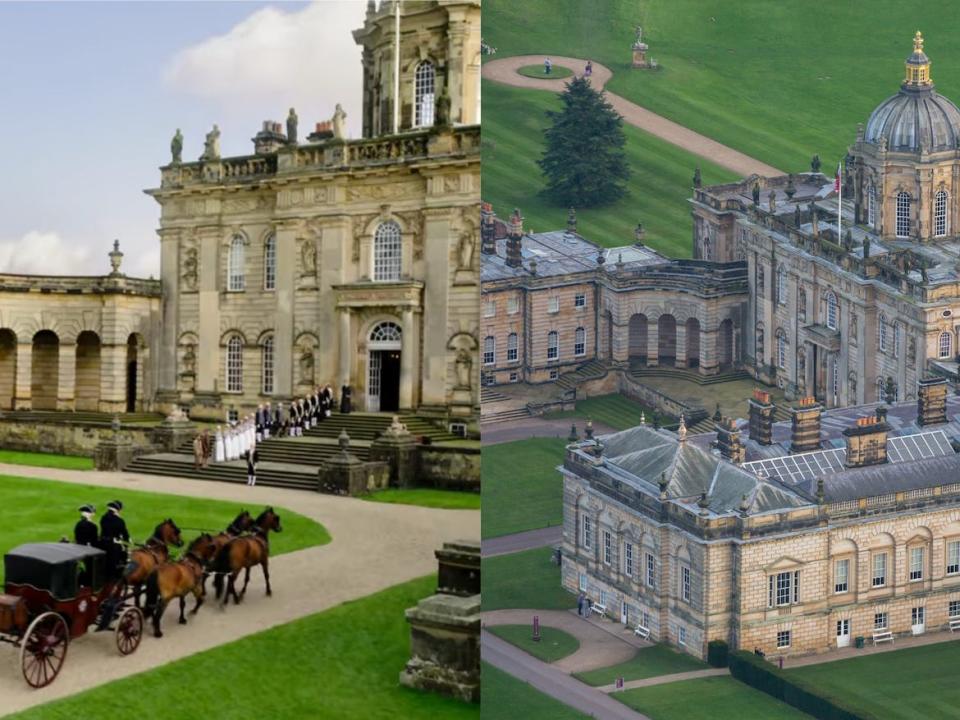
[555,359,609,392]
[628,364,750,386]
[480,407,531,424]
[0,410,163,426]
[686,416,716,435]
[126,453,317,491]
[481,387,509,403]
[302,412,459,443]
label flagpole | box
[837,160,842,241]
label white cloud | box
[0,231,93,275]
[163,1,366,137]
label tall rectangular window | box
[547,331,559,361]
[910,547,925,581]
[624,543,634,577]
[872,552,887,587]
[646,553,656,588]
[507,297,519,315]
[483,337,495,366]
[228,236,246,291]
[548,296,560,313]
[507,333,518,362]
[574,327,586,356]
[578,573,587,592]
[834,559,849,594]
[896,192,911,238]
[950,601,960,619]
[769,570,798,607]
[226,336,243,393]
[483,301,495,318]
[373,221,402,281]
[574,293,586,308]
[777,630,791,649]
[263,234,276,290]
[948,540,960,575]
[874,612,887,630]
[681,565,691,603]
[603,531,612,565]
[261,336,274,395]
[582,516,592,550]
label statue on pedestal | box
[286,107,298,144]
[170,129,183,164]
[455,349,473,390]
[301,240,317,276]
[457,231,475,270]
[201,124,221,161]
[332,104,347,140]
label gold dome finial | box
[904,30,931,87]
[914,30,924,53]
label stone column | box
[197,230,222,392]
[57,342,76,411]
[400,307,415,409]
[157,230,180,393]
[274,223,298,398]
[338,307,352,389]
[647,321,659,367]
[99,343,128,412]
[700,327,717,375]
[675,323,687,369]
[14,343,31,409]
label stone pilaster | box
[274,222,298,398]
[57,343,76,411]
[157,229,180,393]
[197,228,222,393]
[14,343,31,409]
[421,208,451,407]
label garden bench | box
[634,623,650,639]
[590,602,606,618]
[872,630,894,645]
[950,618,960,632]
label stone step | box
[628,365,749,386]
[480,407,531,424]
[125,453,317,491]
[481,387,509,403]
[176,437,372,466]
[0,410,163,426]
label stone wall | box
[0,420,158,457]
[618,373,702,421]
[417,444,480,491]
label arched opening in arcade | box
[718,319,734,370]
[367,321,402,412]
[0,329,16,410]
[658,314,677,367]
[75,331,101,411]
[628,314,648,366]
[686,317,700,368]
[126,334,145,413]
[31,330,59,410]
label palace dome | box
[864,31,960,153]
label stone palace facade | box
[0,1,481,430]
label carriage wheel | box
[20,612,69,688]
[115,606,144,656]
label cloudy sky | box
[0,0,367,277]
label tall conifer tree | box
[538,77,630,207]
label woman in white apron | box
[214,426,225,463]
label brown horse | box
[213,507,282,607]
[144,533,218,638]
[123,518,184,608]
[205,510,254,597]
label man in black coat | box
[74,504,99,547]
[246,445,260,486]
[96,500,129,631]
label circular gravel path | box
[483,54,782,179]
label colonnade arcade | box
[0,328,147,412]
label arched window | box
[547,331,559,361]
[261,335,274,394]
[777,266,787,305]
[369,322,402,344]
[228,235,245,291]
[935,190,948,237]
[483,336,495,366]
[893,323,901,358]
[896,191,911,238]
[226,336,243,392]
[798,288,807,322]
[414,60,436,128]
[507,332,518,362]
[373,221,402,281]
[776,330,786,369]
[939,331,953,359]
[878,313,888,352]
[868,184,877,227]
[574,327,586,356]
[826,291,838,330]
[263,234,276,290]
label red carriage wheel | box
[115,606,144,656]
[20,612,69,688]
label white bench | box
[634,623,650,639]
[590,602,607,618]
[949,618,960,632]
[872,630,894,645]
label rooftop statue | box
[332,104,347,140]
[201,124,221,161]
[170,128,183,164]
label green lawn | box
[0,474,330,584]
[482,662,589,720]
[363,488,481,510]
[616,675,811,719]
[488,624,580,663]
[11,576,477,720]
[482,547,576,613]
[788,640,960,719]
[481,437,566,539]
[484,0,960,175]
[544,393,665,431]
[574,643,707,686]
[517,64,573,79]
[482,80,736,258]
[0,449,93,471]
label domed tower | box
[849,32,960,242]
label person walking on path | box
[544,56,552,75]
[584,60,592,77]
[246,444,260,487]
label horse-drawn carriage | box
[0,542,144,688]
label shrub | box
[728,651,879,720]
[706,639,728,668]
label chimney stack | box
[481,202,496,255]
[790,396,822,454]
[917,377,948,426]
[567,207,577,235]
[748,388,775,445]
[843,415,890,468]
[716,416,745,464]
[505,208,524,268]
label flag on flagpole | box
[834,162,842,194]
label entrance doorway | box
[367,322,402,412]
[836,619,850,648]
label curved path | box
[0,464,478,716]
[483,54,782,179]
